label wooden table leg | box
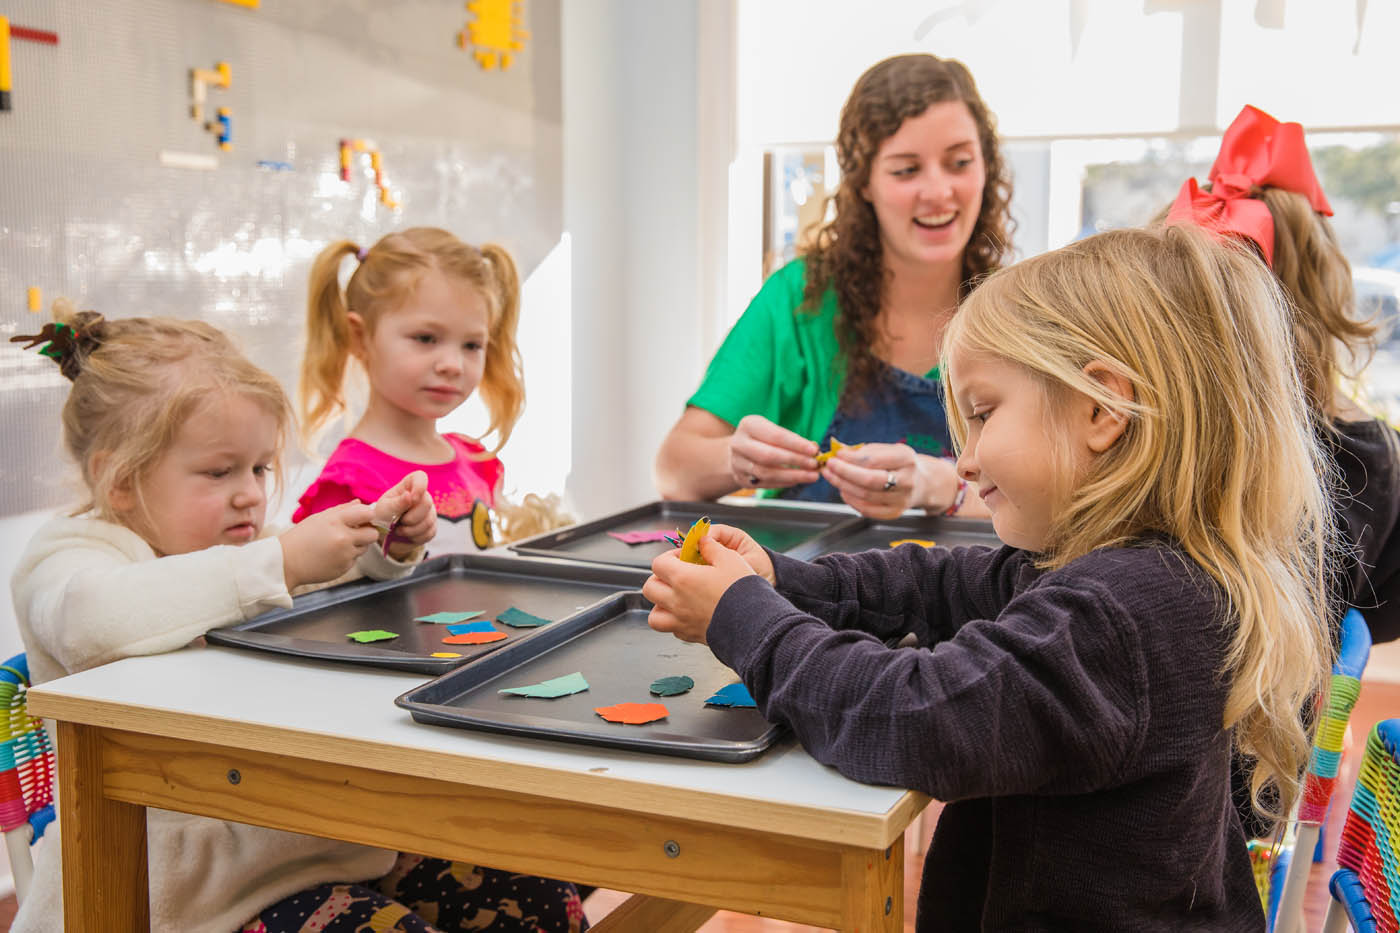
[58,722,150,933]
[840,841,903,932]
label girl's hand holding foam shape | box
[279,500,381,591]
[374,470,436,557]
[645,531,767,645]
[705,523,774,583]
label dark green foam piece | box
[649,675,695,697]
[496,606,552,628]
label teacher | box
[655,53,1013,518]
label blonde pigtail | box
[299,240,362,444]
[475,243,525,457]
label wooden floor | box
[0,677,1394,931]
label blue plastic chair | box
[0,654,56,904]
[1268,610,1373,932]
[1320,718,1400,932]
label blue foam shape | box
[705,682,756,708]
[445,620,496,635]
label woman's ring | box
[883,471,897,491]
[749,474,761,486]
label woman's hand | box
[279,500,380,590]
[374,470,436,558]
[728,415,821,491]
[644,534,763,644]
[823,445,963,519]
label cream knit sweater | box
[10,515,413,933]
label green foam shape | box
[347,629,399,643]
[649,675,695,697]
[496,607,552,628]
[498,671,590,698]
[415,610,485,624]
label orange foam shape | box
[442,631,508,645]
[594,702,668,725]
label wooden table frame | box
[30,650,925,933]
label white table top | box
[29,643,923,848]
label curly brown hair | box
[801,53,1014,407]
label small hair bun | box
[9,309,107,381]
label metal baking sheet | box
[396,591,783,762]
[509,500,863,569]
[789,515,1004,559]
[205,554,648,674]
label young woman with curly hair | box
[656,53,1014,517]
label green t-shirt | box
[689,258,844,443]
[689,257,941,439]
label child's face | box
[124,393,279,556]
[949,349,1088,552]
[862,99,986,275]
[357,268,490,423]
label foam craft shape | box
[705,682,757,708]
[889,538,937,548]
[431,652,463,658]
[442,631,508,645]
[416,611,484,624]
[607,529,675,545]
[678,517,710,565]
[470,499,493,549]
[496,607,551,628]
[649,675,695,697]
[347,629,398,643]
[498,671,590,698]
[446,620,496,635]
[594,702,669,725]
[815,436,865,466]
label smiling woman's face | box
[862,99,986,274]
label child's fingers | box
[641,572,674,607]
[696,534,742,570]
[350,523,380,547]
[328,500,376,527]
[647,605,683,635]
[707,523,750,551]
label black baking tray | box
[509,500,863,570]
[789,514,1003,559]
[205,553,649,674]
[396,591,783,762]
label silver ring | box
[883,471,897,491]
[748,474,761,486]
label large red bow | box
[1166,105,1332,267]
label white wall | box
[562,0,708,516]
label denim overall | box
[778,362,953,503]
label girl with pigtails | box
[7,304,586,932]
[295,227,568,550]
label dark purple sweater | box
[1331,417,1400,644]
[709,542,1263,932]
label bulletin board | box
[0,0,561,517]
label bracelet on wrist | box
[944,477,968,516]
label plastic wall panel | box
[0,0,561,517]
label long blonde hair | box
[942,225,1335,825]
[45,302,291,527]
[1257,187,1376,417]
[1156,185,1376,418]
[300,227,524,454]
